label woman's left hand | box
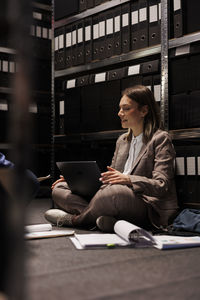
[100,166,131,185]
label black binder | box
[87,0,94,9]
[113,6,121,56]
[148,0,161,46]
[140,59,160,75]
[100,80,121,131]
[138,0,148,49]
[172,0,183,38]
[131,0,140,50]
[121,64,143,90]
[0,99,8,142]
[77,20,85,65]
[58,98,65,135]
[64,79,81,133]
[98,11,107,60]
[94,0,101,6]
[79,0,87,12]
[54,0,79,20]
[169,93,188,129]
[121,3,130,53]
[77,75,90,87]
[142,75,153,90]
[84,17,93,63]
[54,27,65,70]
[107,67,126,81]
[92,15,100,61]
[71,23,78,66]
[105,9,114,58]
[65,24,72,68]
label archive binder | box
[54,0,79,20]
[87,0,94,9]
[79,0,87,12]
[107,67,126,81]
[140,59,160,75]
[131,0,140,50]
[65,24,72,68]
[142,75,153,90]
[113,6,121,56]
[98,11,107,60]
[121,3,130,53]
[84,17,93,63]
[138,0,148,49]
[121,64,142,90]
[54,27,65,70]
[77,20,85,65]
[71,23,78,66]
[105,9,114,58]
[173,0,183,38]
[148,0,161,46]
[58,98,65,134]
[92,15,100,61]
[77,75,90,87]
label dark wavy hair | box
[122,85,162,143]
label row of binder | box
[55,0,162,69]
[54,0,110,21]
[169,90,200,130]
[0,96,51,144]
[169,41,200,94]
[57,59,161,134]
[55,0,200,70]
[175,156,200,176]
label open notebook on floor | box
[25,224,74,240]
[70,220,200,250]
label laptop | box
[56,161,102,198]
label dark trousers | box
[52,182,152,229]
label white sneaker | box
[44,209,73,227]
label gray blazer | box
[111,129,179,228]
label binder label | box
[139,8,147,22]
[149,5,158,23]
[85,25,91,41]
[42,27,48,39]
[95,72,106,83]
[122,13,129,27]
[93,24,99,39]
[36,26,42,37]
[106,18,113,35]
[2,60,8,72]
[33,12,42,20]
[66,32,72,47]
[175,45,190,56]
[72,30,77,45]
[176,157,185,175]
[114,16,120,32]
[186,157,196,175]
[59,34,64,49]
[0,102,8,111]
[198,157,200,175]
[154,85,161,102]
[99,21,105,37]
[78,28,83,43]
[29,104,38,114]
[49,29,52,39]
[67,79,76,89]
[173,0,181,11]
[158,3,161,20]
[131,11,139,25]
[128,64,140,76]
[9,61,15,73]
[59,100,65,115]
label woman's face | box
[118,95,148,131]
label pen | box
[107,243,116,248]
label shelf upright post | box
[160,0,169,130]
[51,0,55,194]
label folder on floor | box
[149,0,161,46]
[105,9,114,58]
[92,14,100,61]
[54,26,65,70]
[113,5,121,56]
[65,24,72,68]
[84,17,93,63]
[77,20,85,65]
[121,2,130,53]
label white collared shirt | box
[123,133,143,175]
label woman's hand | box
[51,175,65,190]
[100,166,131,185]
